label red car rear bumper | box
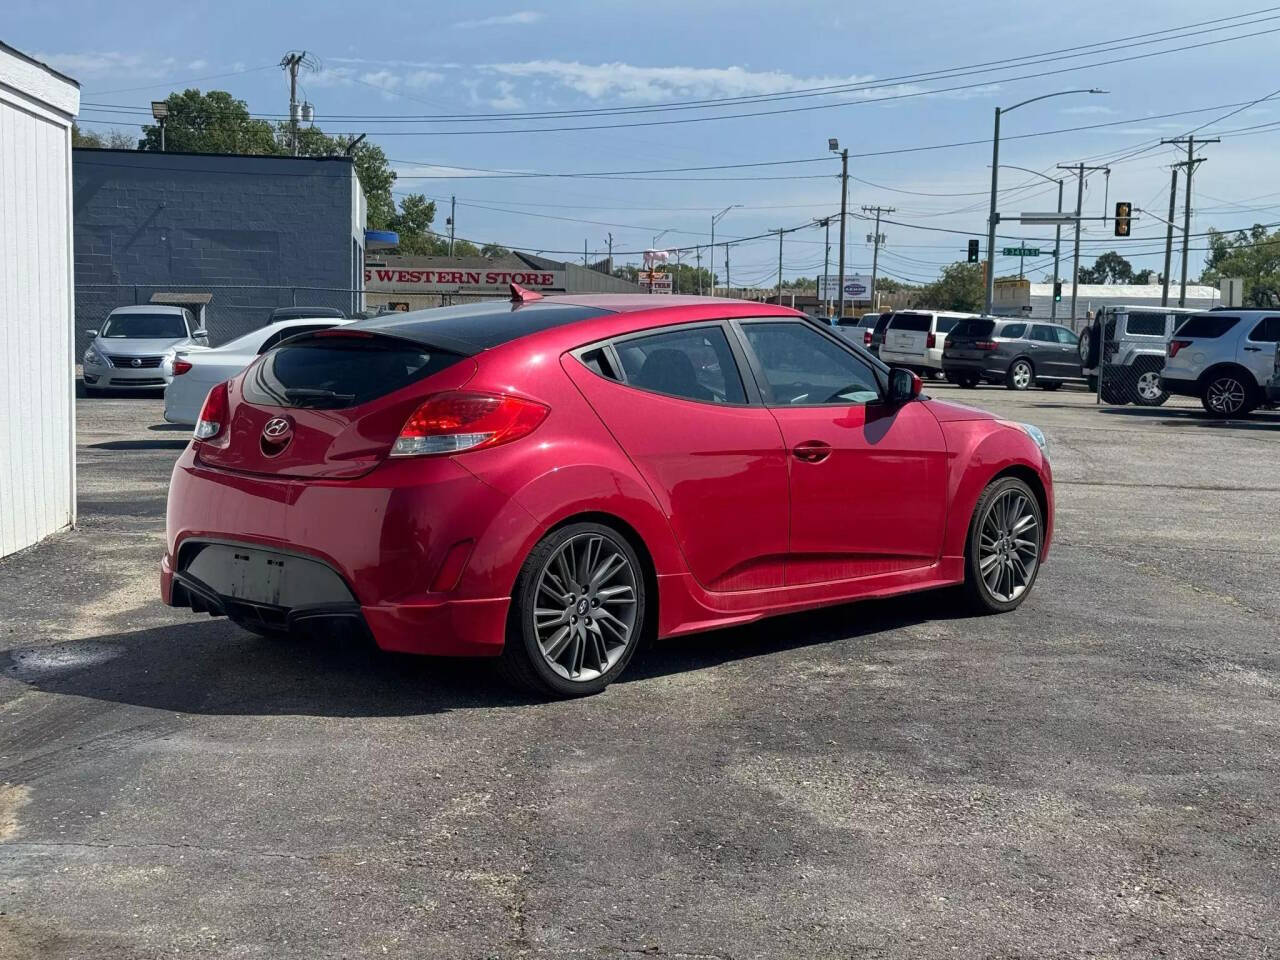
[162,446,537,656]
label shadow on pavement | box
[1,591,974,717]
[89,439,191,451]
[1096,406,1280,429]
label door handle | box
[1243,346,1262,352]
[792,440,832,463]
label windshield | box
[951,319,996,338]
[100,313,188,339]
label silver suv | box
[1079,305,1201,406]
[1161,310,1280,417]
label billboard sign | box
[817,274,872,302]
[641,270,672,294]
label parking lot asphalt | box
[2,384,1278,959]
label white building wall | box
[0,45,79,557]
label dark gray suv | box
[942,318,1084,391]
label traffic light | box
[1053,281,1062,302]
[967,238,980,263]
[1114,201,1132,237]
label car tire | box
[1005,359,1034,391]
[958,376,979,389]
[1086,375,1098,392]
[1200,370,1255,418]
[962,476,1043,614]
[497,521,646,698]
[1132,369,1169,407]
[1100,382,1128,405]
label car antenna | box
[510,282,543,303]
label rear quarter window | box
[935,317,960,334]
[890,312,931,332]
[999,323,1027,339]
[1174,315,1240,339]
[1125,313,1167,337]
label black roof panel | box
[352,299,616,354]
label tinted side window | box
[1053,326,1079,346]
[1030,325,1057,342]
[741,322,880,406]
[953,319,995,338]
[1125,312,1165,336]
[1246,317,1280,342]
[615,326,746,405]
[935,317,960,334]
[1175,315,1239,338]
[999,323,1026,339]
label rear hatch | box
[196,332,473,479]
[942,318,995,360]
[1166,314,1241,378]
[884,312,931,359]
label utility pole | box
[448,195,456,256]
[773,229,784,304]
[583,239,588,267]
[836,148,849,320]
[1162,136,1218,306]
[816,217,832,316]
[1051,178,1063,322]
[695,246,702,295]
[674,248,682,295]
[1058,162,1110,329]
[725,245,731,299]
[1161,167,1178,306]
[281,52,307,156]
[861,205,894,310]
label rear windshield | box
[890,312,931,332]
[1174,315,1240,339]
[951,319,995,338]
[100,313,188,339]
[242,335,462,409]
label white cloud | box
[406,70,443,88]
[187,59,208,71]
[360,70,402,91]
[33,50,175,78]
[454,11,544,29]
[489,80,524,110]
[1062,105,1118,116]
[392,162,509,180]
[487,61,878,103]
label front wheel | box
[1201,372,1254,418]
[963,476,1043,614]
[1006,359,1034,391]
[497,522,645,698]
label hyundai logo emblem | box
[262,417,293,441]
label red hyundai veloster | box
[164,291,1053,697]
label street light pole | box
[816,217,831,316]
[989,163,1065,319]
[709,207,737,297]
[836,148,849,321]
[984,89,1106,315]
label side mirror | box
[85,329,98,338]
[193,327,208,339]
[888,367,923,404]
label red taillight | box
[173,358,193,376]
[1168,339,1192,358]
[863,330,873,346]
[392,391,549,457]
[926,332,937,349]
[975,340,998,351]
[193,381,230,447]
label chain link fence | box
[1078,309,1202,411]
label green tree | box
[72,124,137,149]
[387,193,443,255]
[140,89,277,154]
[918,262,983,311]
[1077,250,1134,284]
[1200,223,1280,307]
[286,127,396,230]
[480,243,512,260]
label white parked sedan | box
[83,305,208,393]
[163,317,351,425]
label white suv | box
[1080,305,1201,406]
[1162,310,1280,417]
[879,310,972,377]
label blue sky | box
[10,0,1280,285]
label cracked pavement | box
[1,386,1278,959]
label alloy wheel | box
[532,532,638,682]
[978,489,1040,603]
[1135,371,1164,402]
[1206,376,1247,416]
[1011,361,1032,390]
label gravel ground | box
[1,383,1278,959]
